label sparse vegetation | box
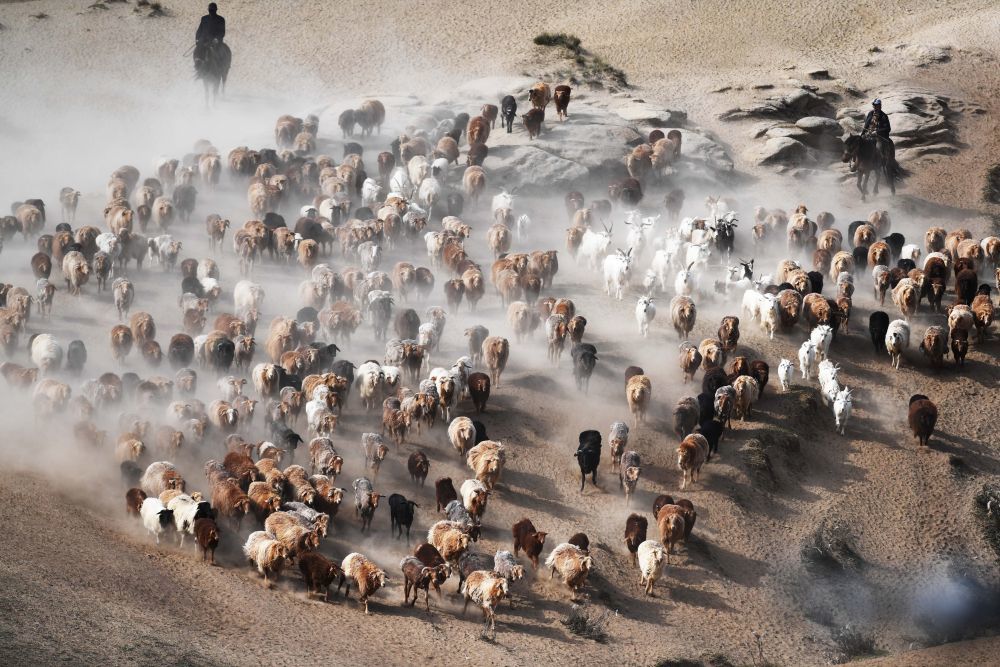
[532,33,628,89]
[533,32,582,53]
[136,0,168,17]
[561,604,613,643]
[30,13,50,20]
[830,625,877,663]
[985,163,1000,204]
[801,519,862,572]
[740,440,775,489]
[743,631,780,667]
[974,484,1000,561]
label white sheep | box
[578,227,613,270]
[900,244,921,263]
[635,296,656,337]
[515,214,531,241]
[778,359,794,391]
[166,493,210,546]
[30,334,63,375]
[140,497,174,544]
[885,319,910,370]
[637,539,668,596]
[798,340,817,380]
[759,294,779,340]
[361,178,383,209]
[233,280,265,318]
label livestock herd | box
[1,79,995,636]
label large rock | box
[838,88,958,155]
[795,116,843,135]
[720,87,835,121]
[745,137,818,168]
[610,99,687,126]
[485,144,590,191]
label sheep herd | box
[2,79,996,638]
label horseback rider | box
[852,98,893,171]
[194,3,226,66]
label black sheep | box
[696,420,724,460]
[297,307,319,324]
[571,343,598,393]
[270,424,304,461]
[696,392,715,424]
[501,95,517,133]
[181,275,204,297]
[896,258,916,272]
[574,429,602,491]
[883,233,905,260]
[453,112,470,138]
[66,339,87,375]
[263,211,286,229]
[702,367,729,396]
[343,141,363,158]
[388,493,419,542]
[211,338,235,374]
[847,220,866,247]
[956,269,977,305]
[472,420,488,445]
[851,247,869,275]
[308,342,339,371]
[120,460,142,488]
[869,311,890,355]
[807,271,824,295]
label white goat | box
[635,296,656,337]
[603,249,633,301]
[778,359,794,391]
[833,388,852,435]
[798,340,817,380]
[810,325,834,361]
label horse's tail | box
[885,158,907,182]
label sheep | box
[971,294,995,343]
[657,505,687,562]
[624,513,649,565]
[353,477,382,533]
[919,326,949,369]
[908,395,938,447]
[194,518,220,565]
[211,480,251,529]
[698,338,723,370]
[637,540,668,596]
[885,319,910,369]
[676,434,709,490]
[265,511,321,561]
[461,570,508,636]
[619,450,641,505]
[30,333,63,375]
[511,518,548,569]
[243,531,290,584]
[400,556,448,611]
[482,336,509,386]
[668,295,696,340]
[732,375,759,421]
[248,481,283,522]
[891,278,919,322]
[460,478,490,520]
[140,461,185,497]
[428,520,472,564]
[626,374,652,428]
[361,433,388,478]
[140,497,174,544]
[298,551,343,601]
[125,488,147,516]
[678,342,702,383]
[545,543,592,601]
[166,493,212,546]
[388,493,420,543]
[467,440,506,490]
[635,296,656,337]
[951,328,969,367]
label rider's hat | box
[872,98,882,107]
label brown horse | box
[842,133,900,201]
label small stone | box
[808,69,832,80]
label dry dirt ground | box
[0,1,999,666]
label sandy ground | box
[0,1,999,666]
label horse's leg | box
[857,168,867,201]
[873,159,881,195]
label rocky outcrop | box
[320,77,736,192]
[719,88,835,122]
[838,88,960,163]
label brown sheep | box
[125,488,147,516]
[670,296,697,340]
[971,294,995,343]
[110,325,133,364]
[528,82,552,109]
[129,311,156,346]
[435,477,459,512]
[678,343,702,383]
[211,481,251,529]
[553,85,571,121]
[522,108,544,139]
[676,434,709,490]
[428,520,471,564]
[512,518,548,569]
[908,395,938,447]
[194,517,220,565]
[919,326,948,369]
[626,374,652,428]
[545,543,592,602]
[657,505,687,563]
[467,116,491,146]
[624,513,648,565]
[717,316,740,353]
[482,336,509,386]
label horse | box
[842,133,898,201]
[194,40,231,107]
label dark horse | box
[842,133,900,201]
[195,40,231,107]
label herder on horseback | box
[192,3,231,105]
[851,98,894,171]
[194,3,226,64]
[843,98,901,200]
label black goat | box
[571,343,598,393]
[501,95,517,133]
[388,493,418,543]
[869,311,890,356]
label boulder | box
[745,137,818,168]
[795,116,843,135]
[904,45,952,68]
[720,87,835,121]
[765,125,811,142]
[485,144,590,191]
[610,99,687,126]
